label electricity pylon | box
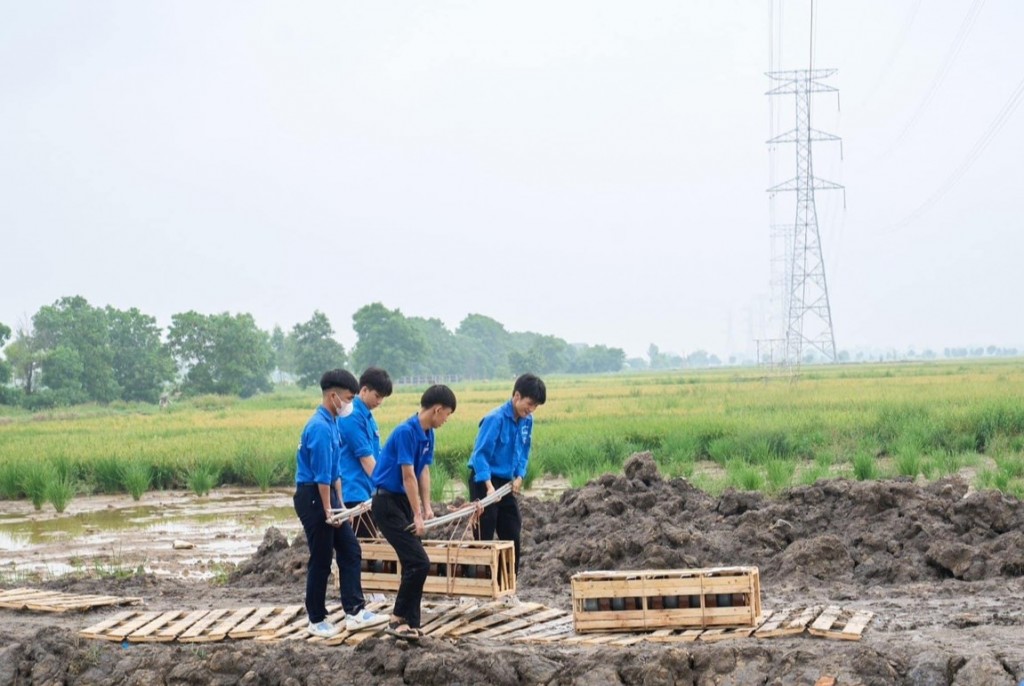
[766,68,844,366]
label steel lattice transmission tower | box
[766,69,844,366]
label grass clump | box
[185,462,220,497]
[20,461,54,510]
[45,472,76,513]
[0,459,25,500]
[523,457,540,490]
[852,452,879,481]
[240,441,284,493]
[121,461,152,501]
[726,459,763,491]
[91,455,124,494]
[894,451,923,478]
[429,463,452,503]
[765,458,796,494]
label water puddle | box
[0,479,570,582]
[0,489,300,581]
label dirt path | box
[2,454,1023,685]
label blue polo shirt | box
[372,414,434,494]
[337,396,380,502]
[468,400,533,482]
[295,405,339,485]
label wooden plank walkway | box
[0,587,142,613]
[78,601,873,645]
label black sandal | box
[385,621,421,642]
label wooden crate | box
[571,566,762,633]
[359,539,516,599]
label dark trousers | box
[469,471,522,576]
[372,490,429,629]
[293,485,365,623]
[344,501,379,539]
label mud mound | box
[518,452,1024,596]
[228,526,308,589]
[228,453,1024,598]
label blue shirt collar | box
[352,395,371,419]
[317,405,335,423]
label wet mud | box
[3,452,1023,685]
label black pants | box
[468,471,522,576]
[371,490,429,629]
[293,485,365,623]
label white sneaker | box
[345,608,389,632]
[307,620,341,638]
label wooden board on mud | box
[78,601,873,645]
[0,587,142,613]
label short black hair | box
[359,367,393,397]
[514,373,546,404]
[421,384,456,411]
[320,369,359,393]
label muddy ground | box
[2,452,1023,685]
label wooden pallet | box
[753,606,822,638]
[82,605,305,643]
[0,588,142,613]
[564,606,872,645]
[807,605,875,641]
[571,567,762,633]
[360,539,516,599]
[79,601,873,645]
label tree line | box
[0,297,625,408]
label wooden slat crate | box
[571,566,762,633]
[359,539,516,598]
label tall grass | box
[122,462,152,501]
[894,452,923,478]
[429,464,452,503]
[239,441,285,492]
[852,452,879,481]
[20,462,53,510]
[765,458,796,494]
[0,459,24,499]
[2,360,1024,500]
[185,463,219,497]
[92,455,124,494]
[45,472,76,513]
[726,460,763,491]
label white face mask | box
[336,399,353,418]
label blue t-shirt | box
[372,414,433,494]
[337,396,380,502]
[295,405,339,485]
[467,400,533,482]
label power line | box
[883,0,987,154]
[860,0,923,104]
[886,74,1024,232]
[808,0,816,74]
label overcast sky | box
[2,1,1021,360]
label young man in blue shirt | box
[467,373,546,576]
[338,366,393,538]
[293,369,387,638]
[371,384,457,641]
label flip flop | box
[385,621,421,642]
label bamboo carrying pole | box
[327,500,372,525]
[408,482,515,532]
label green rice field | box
[1,359,1023,510]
